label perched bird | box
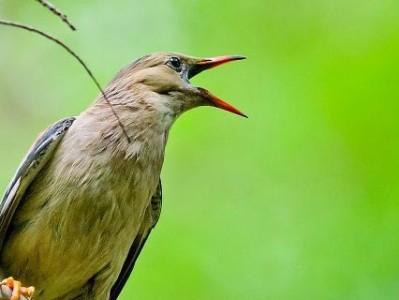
[0,52,246,300]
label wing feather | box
[0,117,75,251]
[110,180,162,300]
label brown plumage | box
[0,52,245,300]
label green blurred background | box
[1,0,399,299]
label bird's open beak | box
[188,55,247,118]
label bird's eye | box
[167,57,182,72]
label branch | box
[0,20,131,143]
[35,0,76,31]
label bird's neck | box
[81,94,178,165]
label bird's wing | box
[0,117,76,250]
[110,180,162,300]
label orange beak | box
[188,55,247,118]
[197,87,248,118]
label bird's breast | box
[41,127,164,249]
[3,122,166,296]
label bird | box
[0,52,246,300]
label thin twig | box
[0,20,131,143]
[35,0,76,31]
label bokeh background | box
[1,0,399,299]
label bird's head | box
[110,52,246,118]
